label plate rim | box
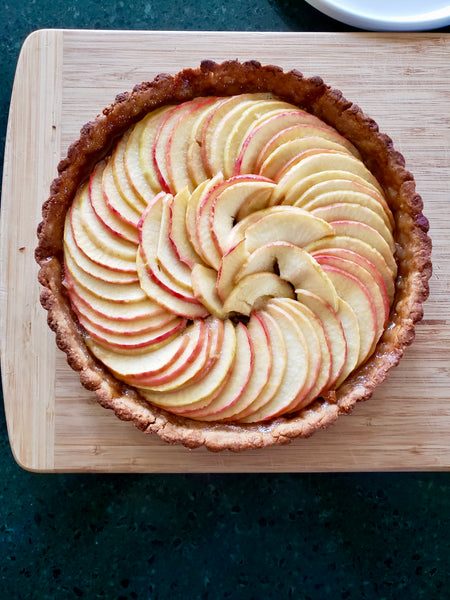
[305,0,450,30]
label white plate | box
[306,0,450,31]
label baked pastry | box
[36,60,431,451]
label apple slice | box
[168,188,206,269]
[185,173,224,263]
[295,289,347,387]
[63,266,164,322]
[73,185,138,271]
[243,207,333,253]
[211,313,272,421]
[201,93,274,175]
[64,217,138,284]
[124,117,160,201]
[129,319,209,387]
[166,97,219,193]
[330,221,397,275]
[276,151,383,196]
[310,203,395,252]
[139,105,175,192]
[281,169,382,207]
[305,235,395,301]
[141,319,236,410]
[322,265,377,365]
[223,272,295,316]
[295,178,394,229]
[210,176,275,253]
[137,320,214,391]
[224,103,298,177]
[269,297,326,411]
[70,292,178,336]
[216,239,250,302]
[314,254,388,338]
[206,98,282,178]
[138,197,208,310]
[222,205,288,252]
[182,322,253,419]
[89,160,139,244]
[333,298,360,386]
[255,123,360,171]
[112,131,148,213]
[79,310,186,351]
[156,195,194,291]
[231,310,286,420]
[237,241,339,311]
[64,247,145,303]
[153,98,211,192]
[259,137,352,180]
[301,190,393,231]
[137,252,208,318]
[191,264,226,318]
[312,248,390,317]
[86,332,188,379]
[235,109,326,174]
[195,179,229,269]
[186,103,220,187]
[240,303,310,422]
[102,158,141,228]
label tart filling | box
[36,61,431,451]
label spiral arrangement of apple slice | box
[63,93,396,423]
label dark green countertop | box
[1,2,449,599]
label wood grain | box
[1,29,449,472]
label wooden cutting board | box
[1,29,449,472]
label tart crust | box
[36,60,432,452]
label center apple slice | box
[191,264,226,318]
[236,241,339,311]
[210,175,276,254]
[223,272,295,316]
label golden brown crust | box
[36,60,432,452]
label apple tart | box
[36,60,431,451]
